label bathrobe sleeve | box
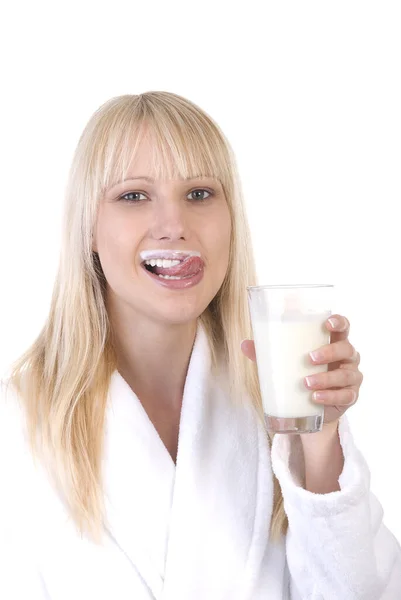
[270,414,401,600]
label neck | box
[107,294,198,408]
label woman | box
[0,92,400,599]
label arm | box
[300,419,343,494]
[271,414,401,599]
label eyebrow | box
[112,175,217,187]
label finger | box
[304,368,363,390]
[326,314,350,343]
[338,351,361,366]
[312,387,358,406]
[339,362,363,376]
[309,339,358,365]
[241,339,256,362]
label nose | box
[150,197,190,241]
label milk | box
[252,313,331,418]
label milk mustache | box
[252,312,331,418]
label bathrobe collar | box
[102,319,273,600]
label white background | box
[0,1,400,543]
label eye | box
[118,191,147,203]
[187,188,213,202]
[118,187,214,204]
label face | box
[93,133,232,327]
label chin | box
[159,306,203,325]
[144,298,209,326]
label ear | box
[241,339,256,362]
[91,234,98,253]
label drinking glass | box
[246,284,334,434]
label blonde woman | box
[0,92,400,599]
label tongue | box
[152,256,203,277]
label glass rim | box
[246,283,334,291]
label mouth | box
[138,249,205,289]
[140,256,205,289]
[141,255,203,277]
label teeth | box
[158,274,188,279]
[144,259,181,268]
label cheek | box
[217,210,232,260]
[97,208,133,251]
[95,215,134,277]
[208,211,231,273]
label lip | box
[141,261,204,290]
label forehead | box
[103,123,223,193]
[125,132,159,175]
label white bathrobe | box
[1,321,400,599]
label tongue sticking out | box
[151,256,203,277]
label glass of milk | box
[247,284,333,434]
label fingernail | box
[304,376,318,388]
[309,350,324,362]
[328,317,341,328]
[328,316,348,331]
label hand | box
[241,314,363,428]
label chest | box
[140,401,181,465]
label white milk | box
[252,312,331,418]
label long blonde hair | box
[6,92,288,544]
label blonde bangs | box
[89,93,233,202]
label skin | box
[241,315,364,493]
[92,132,232,414]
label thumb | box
[241,339,257,362]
